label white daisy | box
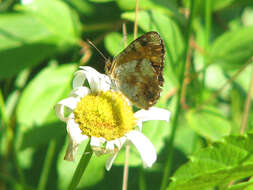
[55,66,170,170]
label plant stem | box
[134,0,139,39]
[122,0,139,187]
[202,0,212,96]
[240,63,253,134]
[160,1,195,190]
[122,145,130,190]
[139,167,146,190]
[122,22,130,190]
[67,141,93,190]
[38,140,57,190]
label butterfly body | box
[105,31,165,109]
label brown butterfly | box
[105,31,165,110]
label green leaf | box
[69,0,94,15]
[89,0,115,2]
[0,13,58,79]
[242,7,253,26]
[19,122,65,150]
[183,0,236,12]
[16,148,34,169]
[186,106,231,141]
[212,0,236,10]
[16,64,76,149]
[167,133,253,190]
[226,180,253,190]
[208,27,253,70]
[57,139,107,189]
[104,32,134,56]
[17,64,76,126]
[116,0,184,24]
[117,0,175,12]
[0,0,81,79]
[229,63,253,94]
[19,0,81,45]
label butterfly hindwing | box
[106,31,165,109]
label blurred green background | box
[1,0,253,189]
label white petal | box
[64,136,79,161]
[106,141,115,151]
[136,121,143,131]
[90,137,109,155]
[126,130,156,167]
[97,74,111,91]
[118,136,127,147]
[111,139,122,149]
[90,136,101,147]
[67,119,88,145]
[106,152,118,171]
[74,66,111,92]
[72,70,86,89]
[90,136,106,147]
[55,97,79,122]
[70,86,91,98]
[134,107,171,123]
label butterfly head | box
[105,58,112,75]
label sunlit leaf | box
[208,27,253,69]
[116,0,184,24]
[104,32,133,56]
[89,0,115,2]
[16,64,76,150]
[19,0,81,45]
[0,0,81,79]
[186,106,231,141]
[225,180,253,190]
[0,13,58,79]
[168,133,253,190]
[17,64,76,127]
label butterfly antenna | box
[87,39,107,61]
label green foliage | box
[0,0,80,79]
[16,64,76,150]
[168,133,253,190]
[186,106,231,141]
[208,27,253,69]
[1,0,253,190]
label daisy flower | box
[55,66,170,170]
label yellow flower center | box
[73,91,136,140]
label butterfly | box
[105,31,165,110]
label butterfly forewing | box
[106,31,165,109]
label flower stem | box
[38,139,56,190]
[67,141,93,190]
[122,145,130,190]
[160,1,196,190]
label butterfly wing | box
[110,31,165,109]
